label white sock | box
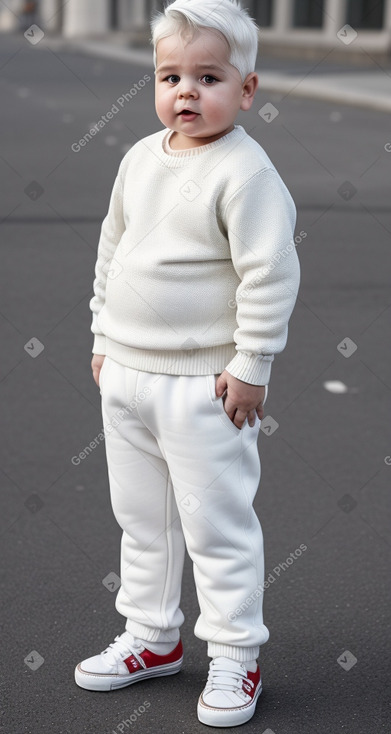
[137,637,179,656]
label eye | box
[164,74,180,84]
[202,75,218,84]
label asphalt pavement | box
[0,30,390,734]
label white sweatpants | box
[99,356,270,663]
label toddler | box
[74,0,300,727]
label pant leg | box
[100,356,186,643]
[136,371,270,663]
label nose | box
[177,76,199,99]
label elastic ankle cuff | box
[125,619,180,644]
[207,643,260,662]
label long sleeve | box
[86,125,300,379]
[223,168,300,385]
[89,167,126,355]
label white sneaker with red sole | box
[74,630,183,691]
[197,657,262,727]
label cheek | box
[155,96,167,115]
[156,88,173,110]
[205,91,232,117]
[208,86,232,107]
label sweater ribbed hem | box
[104,338,237,376]
[207,643,260,662]
[92,334,106,355]
[125,619,180,644]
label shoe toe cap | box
[78,653,121,675]
[201,689,249,709]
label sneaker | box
[74,630,183,691]
[197,657,262,727]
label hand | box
[91,353,105,387]
[215,370,266,430]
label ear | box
[240,72,258,111]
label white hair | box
[150,0,259,83]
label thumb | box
[215,373,228,397]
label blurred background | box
[1,0,391,63]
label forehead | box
[155,28,231,70]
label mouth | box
[178,109,199,120]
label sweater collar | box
[159,125,246,166]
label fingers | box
[223,399,264,429]
[92,355,105,388]
[92,365,101,387]
[245,407,264,428]
[232,409,248,430]
[215,372,228,398]
[224,399,253,430]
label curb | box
[257,71,391,113]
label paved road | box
[0,32,390,734]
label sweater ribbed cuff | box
[225,352,274,385]
[207,643,260,662]
[92,334,107,355]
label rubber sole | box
[74,657,183,692]
[197,682,262,727]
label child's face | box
[155,28,257,149]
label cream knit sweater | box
[90,124,300,385]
